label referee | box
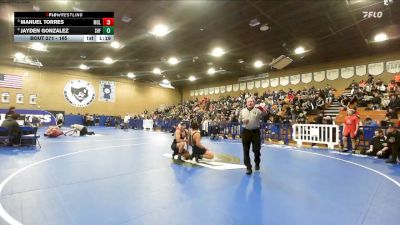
[239,97,266,175]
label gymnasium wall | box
[0,64,181,116]
[182,51,400,100]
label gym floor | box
[0,127,399,225]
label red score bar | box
[103,18,114,26]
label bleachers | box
[335,108,387,124]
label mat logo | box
[64,80,96,107]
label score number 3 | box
[102,18,114,26]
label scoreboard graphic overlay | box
[14,12,114,42]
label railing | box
[63,116,391,150]
[293,124,340,149]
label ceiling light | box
[150,24,170,37]
[153,68,162,75]
[254,60,263,68]
[207,68,216,75]
[30,42,47,52]
[188,75,196,81]
[57,0,69,4]
[294,46,305,55]
[103,57,114,64]
[211,47,225,57]
[110,41,123,49]
[374,32,388,42]
[162,78,170,84]
[127,72,135,78]
[79,64,89,70]
[168,57,179,65]
[15,52,25,60]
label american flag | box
[0,74,23,89]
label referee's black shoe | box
[255,164,260,171]
[246,168,252,175]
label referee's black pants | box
[242,128,261,169]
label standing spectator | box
[123,113,130,130]
[56,113,64,127]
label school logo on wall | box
[99,80,115,102]
[63,80,96,107]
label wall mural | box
[63,80,96,107]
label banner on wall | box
[247,81,254,90]
[199,89,204,95]
[261,79,269,88]
[190,90,194,96]
[1,92,9,103]
[313,71,325,82]
[29,94,37,105]
[233,84,239,92]
[0,109,56,126]
[204,88,208,95]
[239,82,246,91]
[227,85,233,92]
[301,73,312,83]
[340,67,354,79]
[215,87,220,94]
[64,80,96,107]
[270,78,279,87]
[368,62,384,76]
[16,93,23,104]
[99,80,115,102]
[220,86,226,93]
[194,90,199,96]
[326,69,339,80]
[209,87,214,94]
[290,74,300,85]
[386,60,400,73]
[356,65,367,76]
[254,80,261,88]
[279,76,289,86]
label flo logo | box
[63,80,96,107]
[362,11,383,18]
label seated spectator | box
[386,108,398,119]
[370,92,382,110]
[364,129,389,158]
[387,94,400,111]
[1,113,21,145]
[313,112,324,124]
[388,80,397,93]
[315,97,325,110]
[364,117,378,127]
[296,113,307,124]
[5,106,16,118]
[385,124,400,164]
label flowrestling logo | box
[63,80,96,107]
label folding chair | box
[19,126,41,148]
